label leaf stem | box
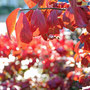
[20,8,66,11]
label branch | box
[20,8,66,11]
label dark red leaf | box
[86,22,90,33]
[47,10,59,27]
[15,12,32,48]
[69,0,88,28]
[31,9,48,35]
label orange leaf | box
[48,0,58,5]
[74,41,80,53]
[15,12,32,48]
[24,0,39,8]
[24,0,46,8]
[33,28,40,37]
[6,8,20,38]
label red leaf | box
[62,7,76,31]
[57,2,69,8]
[74,7,88,27]
[69,0,88,28]
[25,10,33,22]
[6,8,20,38]
[43,9,51,19]
[81,56,89,67]
[15,12,32,48]
[47,10,59,27]
[31,9,48,35]
[69,0,77,9]
[25,10,40,36]
[86,22,90,33]
[63,7,75,24]
[48,0,58,5]
[79,33,90,51]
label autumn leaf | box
[86,22,90,33]
[74,7,88,27]
[31,9,48,35]
[24,0,47,8]
[25,10,40,36]
[69,0,88,28]
[74,41,80,53]
[24,0,40,8]
[6,8,20,38]
[79,33,90,51]
[57,2,69,8]
[81,54,90,66]
[62,7,77,31]
[15,12,32,48]
[48,0,58,5]
[25,10,33,23]
[47,10,59,27]
[33,28,40,37]
[83,6,90,20]
[42,9,51,19]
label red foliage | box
[2,0,90,89]
[31,9,48,35]
[15,12,33,48]
[24,0,44,8]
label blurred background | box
[0,0,25,15]
[0,0,25,35]
[0,0,90,89]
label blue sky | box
[58,0,69,3]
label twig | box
[20,8,66,11]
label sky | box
[58,0,69,3]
